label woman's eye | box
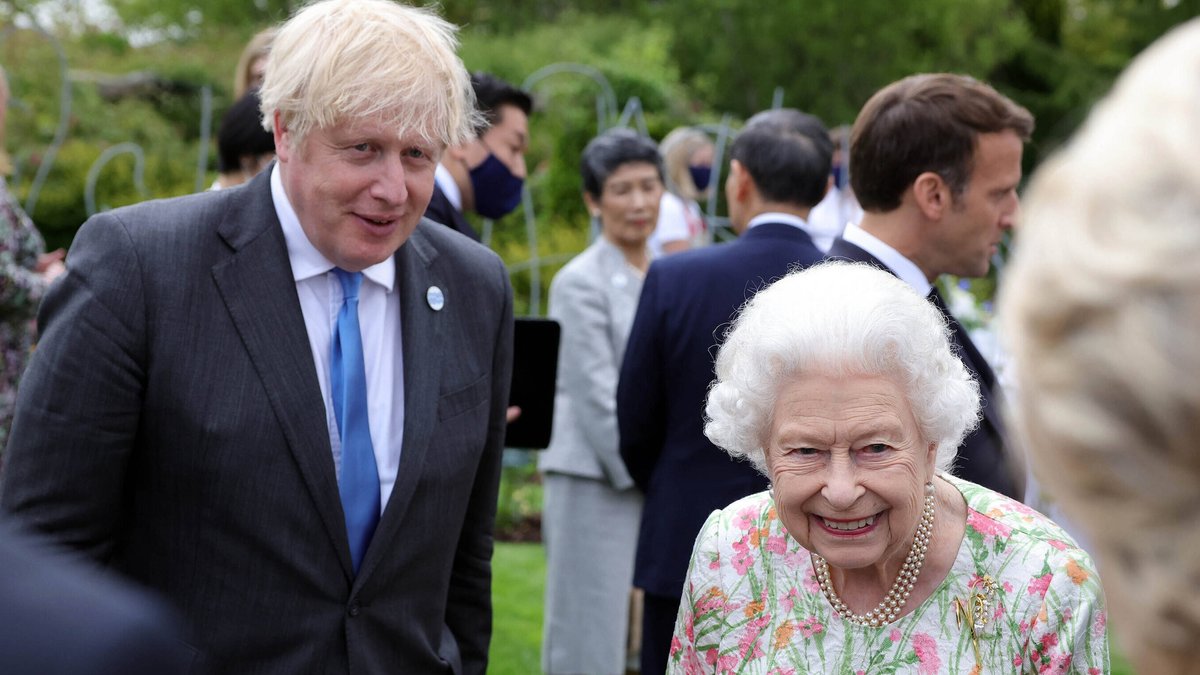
[796,447,818,456]
[865,443,890,454]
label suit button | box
[348,602,360,617]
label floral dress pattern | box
[0,178,50,453]
[669,474,1109,674]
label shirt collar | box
[434,163,463,212]
[746,212,814,234]
[271,163,396,292]
[841,222,931,296]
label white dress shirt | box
[434,164,463,211]
[271,165,405,508]
[746,211,816,236]
[840,221,932,297]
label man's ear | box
[729,159,753,203]
[272,111,290,163]
[912,171,950,220]
[582,191,600,218]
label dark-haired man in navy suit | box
[828,73,1034,501]
[618,108,832,675]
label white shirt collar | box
[271,163,395,291]
[434,163,463,212]
[841,222,931,296]
[746,212,812,234]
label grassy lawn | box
[490,542,546,675]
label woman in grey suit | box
[540,129,664,675]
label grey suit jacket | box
[537,238,641,490]
[0,169,514,675]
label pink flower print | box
[1003,581,1014,593]
[685,613,695,642]
[1048,539,1069,551]
[913,633,941,675]
[1027,573,1053,598]
[1092,611,1107,638]
[781,587,798,613]
[732,549,754,576]
[735,505,759,530]
[801,561,821,593]
[1013,655,1023,667]
[797,616,824,638]
[705,649,719,665]
[1039,631,1059,651]
[716,654,739,673]
[889,628,902,642]
[767,669,796,675]
[738,618,768,660]
[670,636,682,656]
[708,555,720,570]
[766,534,788,555]
[781,548,809,569]
[1019,619,1030,634]
[1089,669,1102,675]
[967,510,1012,542]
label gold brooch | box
[954,575,1000,669]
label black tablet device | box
[504,317,561,449]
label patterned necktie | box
[331,268,381,573]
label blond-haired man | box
[1,1,514,673]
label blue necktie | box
[331,268,381,573]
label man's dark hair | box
[580,128,663,199]
[850,73,1035,212]
[729,108,833,208]
[471,72,533,134]
[217,90,275,173]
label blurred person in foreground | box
[425,72,531,241]
[0,64,65,458]
[539,128,663,675]
[648,126,713,256]
[828,73,1033,500]
[0,518,192,674]
[805,124,862,252]
[619,108,830,675]
[670,261,1108,673]
[1001,18,1200,674]
[0,1,514,672]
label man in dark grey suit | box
[827,73,1034,499]
[618,109,831,675]
[0,1,513,673]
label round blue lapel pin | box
[426,285,445,311]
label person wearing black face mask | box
[648,126,714,256]
[426,72,532,241]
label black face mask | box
[469,153,524,219]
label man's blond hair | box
[259,0,478,151]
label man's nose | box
[371,154,408,205]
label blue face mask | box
[688,165,712,192]
[469,153,524,219]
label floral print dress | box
[0,178,50,453]
[669,474,1109,674]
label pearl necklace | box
[812,481,936,627]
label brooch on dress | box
[954,575,1000,669]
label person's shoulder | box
[414,217,502,267]
[953,475,1091,559]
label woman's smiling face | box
[765,372,938,574]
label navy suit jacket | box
[826,237,1017,498]
[618,222,824,600]
[0,520,192,674]
[425,182,481,242]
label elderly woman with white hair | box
[667,262,1108,673]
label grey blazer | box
[538,238,641,491]
[0,168,514,675]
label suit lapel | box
[355,226,445,585]
[210,174,353,580]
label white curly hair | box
[704,261,980,475]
